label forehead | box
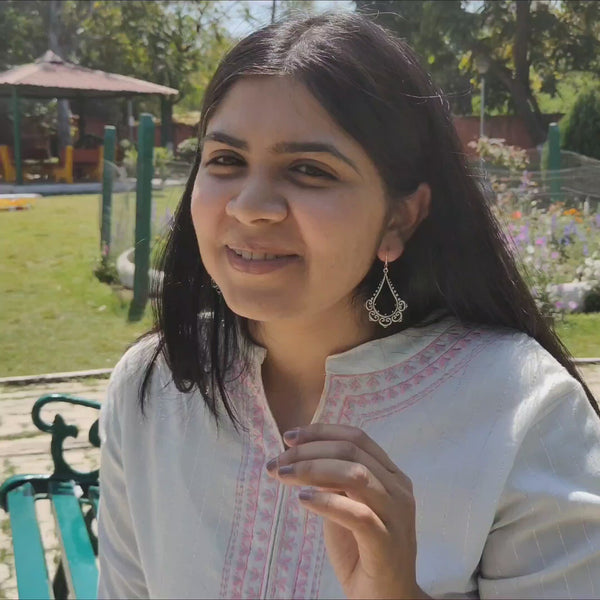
[205,76,358,149]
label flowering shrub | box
[472,137,600,318]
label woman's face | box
[191,76,400,325]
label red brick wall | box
[453,114,564,156]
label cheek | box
[295,191,384,265]
[190,175,228,241]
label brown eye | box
[294,164,335,179]
[206,155,244,167]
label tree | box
[0,1,232,145]
[354,1,475,115]
[354,0,600,146]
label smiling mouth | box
[227,246,298,261]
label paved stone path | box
[1,367,600,599]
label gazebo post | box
[11,87,23,185]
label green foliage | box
[536,71,598,115]
[94,257,119,284]
[468,136,529,171]
[121,141,174,180]
[121,142,138,178]
[561,88,600,160]
[176,137,199,162]
[354,0,600,140]
[0,1,233,111]
[153,146,174,182]
[583,287,600,313]
[0,1,47,70]
[355,1,474,115]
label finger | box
[269,440,398,493]
[297,488,391,561]
[275,458,391,519]
[284,424,403,477]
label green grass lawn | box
[556,314,600,358]
[1,188,599,377]
[0,188,183,377]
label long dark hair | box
[138,11,598,428]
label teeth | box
[232,248,288,261]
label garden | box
[2,141,600,379]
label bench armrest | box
[0,394,101,511]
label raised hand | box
[265,424,430,600]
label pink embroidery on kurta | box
[220,322,489,598]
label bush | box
[176,137,199,162]
[583,287,600,313]
[561,88,600,160]
[121,143,174,180]
[153,146,174,182]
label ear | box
[377,182,431,262]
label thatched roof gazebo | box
[0,51,178,184]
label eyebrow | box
[201,131,359,173]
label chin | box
[223,290,304,322]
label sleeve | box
[97,370,149,599]
[478,380,600,599]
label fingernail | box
[266,458,277,472]
[278,465,294,476]
[299,488,314,501]
[283,428,299,442]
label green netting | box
[478,149,600,206]
[99,158,190,263]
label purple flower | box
[568,301,578,311]
[535,236,546,246]
[595,213,600,229]
[584,245,589,256]
[551,251,559,260]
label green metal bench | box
[0,394,101,599]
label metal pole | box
[479,75,485,139]
[11,88,23,185]
[129,113,154,321]
[548,122,561,202]
[100,126,116,252]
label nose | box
[225,176,288,225]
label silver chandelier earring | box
[364,253,407,328]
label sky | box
[223,1,356,38]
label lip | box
[225,246,301,275]
[226,243,299,256]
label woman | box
[98,11,600,599]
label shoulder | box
[102,333,175,425]
[388,316,589,427]
[109,333,163,389]
[429,318,590,432]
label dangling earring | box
[211,278,222,296]
[364,253,407,328]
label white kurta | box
[97,318,600,599]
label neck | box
[250,301,380,424]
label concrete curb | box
[1,358,600,386]
[0,368,113,386]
